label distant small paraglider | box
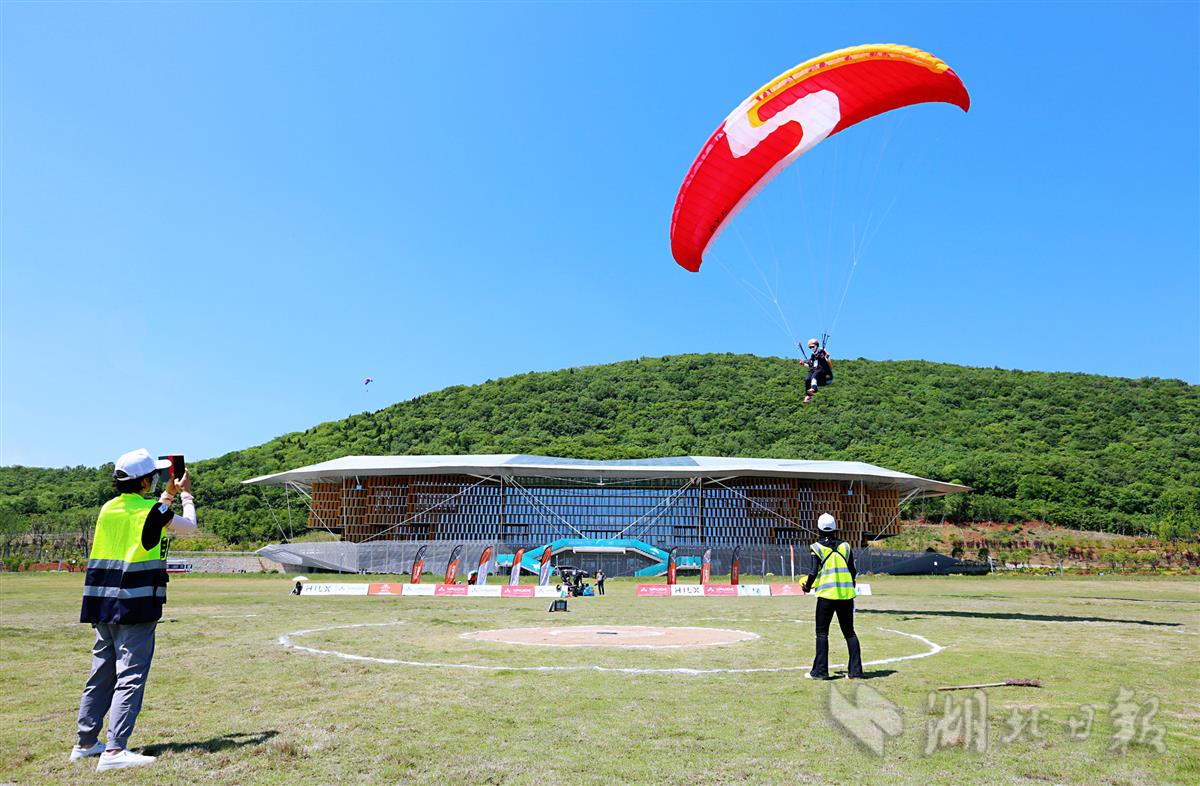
[363,377,374,390]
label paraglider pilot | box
[803,513,863,679]
[801,338,833,403]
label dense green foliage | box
[2,355,1197,546]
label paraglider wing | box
[670,44,970,272]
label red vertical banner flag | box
[790,544,796,581]
[509,548,525,586]
[666,547,678,585]
[410,545,428,584]
[731,545,741,586]
[444,545,463,585]
[476,546,493,585]
[538,546,553,586]
[700,548,712,585]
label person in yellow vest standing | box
[802,513,863,680]
[70,449,197,771]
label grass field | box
[1,573,1197,785]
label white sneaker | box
[96,749,156,771]
[69,742,105,760]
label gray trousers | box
[76,621,157,750]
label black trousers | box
[806,370,832,391]
[597,581,605,595]
[811,597,863,677]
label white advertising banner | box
[402,583,436,596]
[300,583,371,596]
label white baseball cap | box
[113,448,171,480]
[818,513,837,531]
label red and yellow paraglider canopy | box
[670,44,970,272]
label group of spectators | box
[556,567,606,597]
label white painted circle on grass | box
[277,621,944,674]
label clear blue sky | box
[2,2,1197,468]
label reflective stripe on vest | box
[82,585,167,599]
[811,541,856,600]
[80,494,169,624]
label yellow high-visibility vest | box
[80,494,168,624]
[810,541,856,600]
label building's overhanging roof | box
[243,454,970,497]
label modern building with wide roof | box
[246,454,967,492]
[247,454,968,559]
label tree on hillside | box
[1154,488,1200,542]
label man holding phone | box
[71,448,197,771]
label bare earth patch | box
[461,624,758,648]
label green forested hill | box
[2,355,1197,545]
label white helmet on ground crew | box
[817,513,837,531]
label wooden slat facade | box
[307,474,901,547]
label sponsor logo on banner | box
[629,583,845,599]
[770,584,806,596]
[532,586,560,598]
[403,583,435,596]
[368,583,403,596]
[468,585,502,598]
[435,584,468,597]
[501,585,535,598]
[301,583,371,596]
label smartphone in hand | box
[160,455,185,481]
